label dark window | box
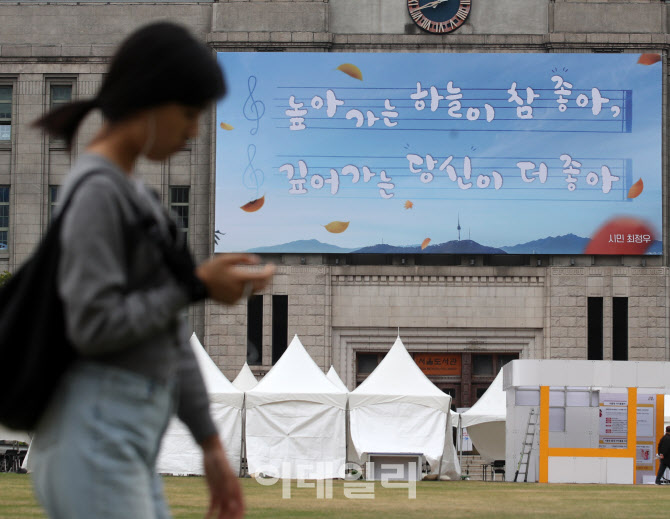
[472,354,494,376]
[49,85,72,145]
[357,353,379,374]
[169,186,189,242]
[49,186,60,223]
[0,86,12,141]
[0,186,8,249]
[612,297,628,361]
[272,295,288,364]
[473,353,517,377]
[476,387,488,399]
[246,295,263,366]
[50,85,72,109]
[587,297,603,360]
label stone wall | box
[0,0,668,377]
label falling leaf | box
[584,217,654,255]
[220,122,234,130]
[637,54,661,66]
[627,178,644,199]
[421,238,431,250]
[240,196,265,213]
[404,201,414,210]
[337,64,363,81]
[324,221,349,234]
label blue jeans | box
[31,362,175,519]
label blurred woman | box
[30,21,273,519]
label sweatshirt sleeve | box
[58,176,191,355]
[175,335,218,444]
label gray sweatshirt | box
[57,153,216,443]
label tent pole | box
[458,413,463,477]
[240,393,246,477]
[345,404,349,466]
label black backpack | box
[0,170,104,430]
[0,168,204,432]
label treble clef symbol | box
[243,75,265,136]
[243,144,264,197]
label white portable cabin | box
[460,370,506,461]
[504,359,670,484]
[245,335,347,479]
[348,337,460,479]
[156,334,243,475]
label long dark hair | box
[33,22,226,149]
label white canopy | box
[326,366,348,392]
[349,337,459,479]
[156,333,243,475]
[349,339,451,413]
[1,425,31,472]
[232,362,258,391]
[460,370,506,461]
[245,335,347,479]
[0,425,30,444]
[461,370,505,428]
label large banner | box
[215,53,662,255]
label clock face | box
[408,0,471,34]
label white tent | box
[326,366,348,392]
[1,426,31,472]
[0,425,30,444]
[233,362,258,392]
[245,335,347,479]
[348,337,460,479]
[156,333,244,475]
[460,370,506,461]
[665,395,670,430]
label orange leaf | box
[637,54,661,66]
[220,122,234,130]
[240,196,265,213]
[336,64,363,81]
[421,238,431,250]
[404,200,414,210]
[324,221,349,234]
[627,178,643,199]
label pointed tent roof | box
[349,337,451,413]
[232,362,258,391]
[326,366,348,392]
[246,335,347,409]
[189,333,243,407]
[460,369,505,428]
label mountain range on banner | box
[247,235,663,255]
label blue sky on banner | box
[215,53,661,253]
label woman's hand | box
[201,435,245,519]
[196,253,275,304]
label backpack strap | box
[55,165,208,303]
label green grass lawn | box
[3,473,670,518]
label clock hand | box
[417,0,449,10]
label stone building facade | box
[0,0,668,407]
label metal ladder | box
[514,408,538,482]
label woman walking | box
[29,21,273,519]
